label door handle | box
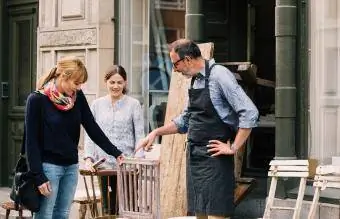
[1,82,9,98]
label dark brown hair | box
[168,38,202,59]
[104,65,128,94]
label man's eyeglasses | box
[172,58,185,68]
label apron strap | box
[190,60,217,89]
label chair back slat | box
[316,165,340,175]
[269,160,309,166]
[312,165,340,190]
[268,160,309,178]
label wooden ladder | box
[263,159,309,219]
[308,165,340,219]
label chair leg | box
[5,209,10,219]
[18,209,23,218]
[293,177,307,219]
[263,177,278,219]
[308,187,321,219]
[79,204,87,219]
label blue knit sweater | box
[25,90,122,185]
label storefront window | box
[118,0,185,134]
[148,0,185,135]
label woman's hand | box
[84,158,96,172]
[116,155,124,165]
[38,181,52,197]
[206,140,235,156]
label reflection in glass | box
[148,0,185,134]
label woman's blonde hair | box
[37,56,88,89]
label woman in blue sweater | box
[25,56,123,219]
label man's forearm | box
[154,121,179,136]
[232,128,252,150]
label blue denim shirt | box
[173,59,259,133]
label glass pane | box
[17,20,32,106]
[119,0,149,99]
[149,0,185,92]
[148,0,185,133]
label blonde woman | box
[25,57,123,219]
[84,65,144,215]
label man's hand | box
[38,181,52,197]
[206,139,235,156]
[135,131,157,153]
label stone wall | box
[37,0,116,147]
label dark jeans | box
[100,175,118,215]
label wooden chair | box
[73,169,102,219]
[0,201,31,219]
[117,158,160,219]
[308,165,340,219]
[263,159,309,219]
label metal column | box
[185,0,205,42]
[275,0,297,159]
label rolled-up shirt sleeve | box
[215,67,259,128]
[172,101,190,134]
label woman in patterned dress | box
[83,65,144,215]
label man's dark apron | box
[187,61,235,216]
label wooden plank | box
[123,158,159,165]
[315,175,340,182]
[293,178,307,219]
[256,78,275,88]
[263,177,278,218]
[269,165,309,172]
[236,177,255,183]
[234,179,255,206]
[219,61,251,66]
[308,187,320,219]
[316,165,340,175]
[268,172,309,177]
[234,141,246,181]
[270,206,295,210]
[313,181,340,189]
[269,160,309,166]
[159,43,214,219]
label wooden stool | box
[263,159,309,219]
[0,201,31,219]
[74,169,118,219]
[308,165,340,219]
[73,169,103,219]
